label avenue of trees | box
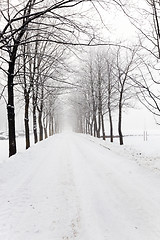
[1,0,160,156]
[72,47,137,145]
[0,0,111,156]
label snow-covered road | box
[0,133,160,240]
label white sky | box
[100,2,160,134]
[122,107,160,135]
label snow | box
[0,135,34,163]
[0,136,25,163]
[0,133,160,239]
[87,134,160,173]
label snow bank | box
[82,134,160,173]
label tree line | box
[70,0,160,144]
[1,0,160,155]
[71,47,137,145]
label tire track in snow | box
[0,135,82,240]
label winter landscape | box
[1,0,160,239]
[1,133,160,240]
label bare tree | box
[105,54,117,142]
[113,47,137,145]
[122,0,160,122]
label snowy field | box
[0,133,160,239]
[85,134,160,173]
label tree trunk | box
[49,124,52,136]
[49,115,52,136]
[43,115,48,139]
[90,122,93,136]
[88,123,91,135]
[38,111,43,141]
[55,119,58,134]
[24,93,30,149]
[32,93,38,143]
[97,111,101,138]
[51,117,54,135]
[93,117,97,137]
[118,101,123,145]
[44,127,48,139]
[7,61,17,157]
[101,113,106,140]
[97,78,102,138]
[85,119,87,134]
[108,104,113,142]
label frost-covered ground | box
[0,135,34,163]
[0,133,160,240]
[85,134,160,173]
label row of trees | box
[71,0,160,144]
[1,30,65,149]
[72,47,136,145]
[17,35,65,148]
